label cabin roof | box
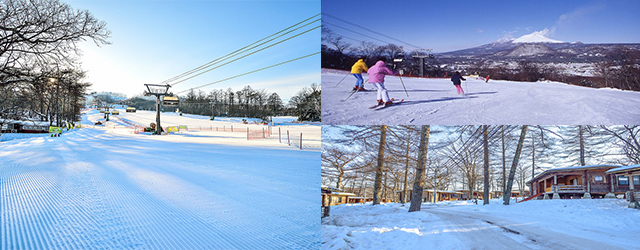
[606,164,640,174]
[526,164,624,184]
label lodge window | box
[635,176,640,186]
[594,175,603,182]
[618,176,629,185]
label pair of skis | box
[367,98,404,110]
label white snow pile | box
[512,29,564,43]
[0,108,320,249]
[322,69,640,124]
[322,199,640,250]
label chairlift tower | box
[412,49,433,77]
[144,84,172,135]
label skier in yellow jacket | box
[350,58,368,91]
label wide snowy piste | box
[322,69,640,125]
[0,108,320,249]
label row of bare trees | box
[322,125,640,210]
[127,83,320,122]
[0,0,110,127]
[322,27,445,77]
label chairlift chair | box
[162,96,179,106]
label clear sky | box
[66,0,320,101]
[322,0,640,53]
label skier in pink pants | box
[367,58,397,107]
[451,71,466,95]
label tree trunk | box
[373,125,387,205]
[403,134,411,203]
[502,126,506,193]
[483,125,490,205]
[503,125,528,205]
[579,125,585,166]
[532,134,536,180]
[409,125,430,212]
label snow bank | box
[322,199,640,249]
[322,203,465,250]
[0,133,49,142]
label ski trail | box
[1,128,318,249]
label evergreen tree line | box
[322,125,640,207]
[126,83,321,122]
[0,0,110,127]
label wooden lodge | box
[395,189,463,203]
[321,186,355,218]
[346,197,392,203]
[526,165,634,199]
[606,164,640,208]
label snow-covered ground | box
[0,109,320,249]
[322,199,640,250]
[322,69,640,125]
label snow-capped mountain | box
[512,29,564,43]
[438,31,640,63]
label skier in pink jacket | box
[367,58,396,106]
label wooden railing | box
[553,185,586,193]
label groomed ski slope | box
[322,69,640,125]
[0,109,320,249]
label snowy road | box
[322,69,640,124]
[424,208,623,250]
[1,121,319,249]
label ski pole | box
[335,72,352,87]
[398,75,409,97]
[342,87,360,102]
[342,78,369,102]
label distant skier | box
[350,58,369,91]
[485,75,490,83]
[451,71,466,95]
[368,58,396,107]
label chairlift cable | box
[175,52,320,95]
[323,13,426,50]
[162,14,320,87]
[169,25,320,87]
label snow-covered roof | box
[527,165,624,184]
[395,189,462,194]
[606,164,640,174]
[332,192,356,196]
[321,185,356,196]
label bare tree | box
[321,146,361,189]
[600,125,640,164]
[483,125,490,205]
[409,125,430,212]
[0,0,110,82]
[503,125,528,205]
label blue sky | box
[322,0,640,53]
[66,0,320,101]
